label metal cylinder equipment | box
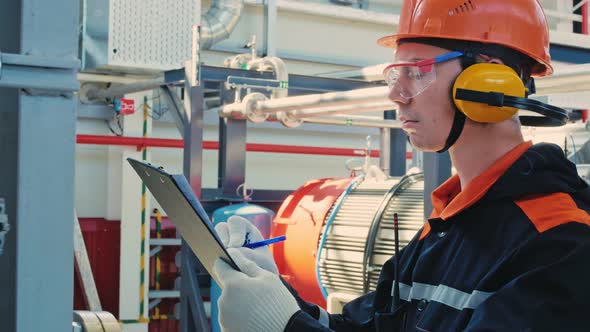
[271,174,424,309]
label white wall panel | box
[75,117,383,217]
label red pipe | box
[583,1,588,35]
[77,134,414,159]
[77,135,185,149]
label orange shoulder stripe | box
[515,192,590,233]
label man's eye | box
[405,68,420,80]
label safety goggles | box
[383,51,464,99]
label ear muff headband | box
[452,63,568,127]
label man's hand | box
[215,215,279,274]
[214,248,300,332]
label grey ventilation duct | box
[201,0,244,49]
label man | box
[213,0,590,331]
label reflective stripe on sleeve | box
[392,281,494,310]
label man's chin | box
[409,139,444,153]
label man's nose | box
[388,85,411,105]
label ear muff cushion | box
[453,63,527,123]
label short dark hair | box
[398,37,537,81]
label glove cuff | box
[246,277,300,331]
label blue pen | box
[243,235,286,249]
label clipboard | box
[127,158,239,285]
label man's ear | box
[476,53,530,84]
[477,53,504,65]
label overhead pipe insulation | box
[301,116,401,129]
[201,0,245,49]
[221,86,392,120]
[256,86,390,113]
[289,101,395,119]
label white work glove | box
[215,215,279,274]
[214,248,300,332]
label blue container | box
[210,203,274,332]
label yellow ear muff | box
[452,63,527,123]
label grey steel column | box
[264,0,278,57]
[423,152,452,220]
[183,85,205,195]
[0,81,19,332]
[0,3,19,323]
[218,87,247,198]
[181,84,210,332]
[385,111,407,176]
[0,0,79,331]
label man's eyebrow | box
[394,57,425,62]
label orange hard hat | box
[378,0,553,77]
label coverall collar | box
[430,141,533,221]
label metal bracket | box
[226,75,283,100]
[227,75,282,90]
[0,198,9,256]
[0,51,80,92]
[160,86,188,139]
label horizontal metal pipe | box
[535,63,590,95]
[318,63,389,82]
[290,100,395,119]
[86,78,166,100]
[255,86,390,113]
[303,116,401,129]
[319,114,397,122]
[77,73,154,84]
[544,9,582,22]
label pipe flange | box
[244,92,269,123]
[277,111,303,128]
[73,311,104,332]
[95,311,122,332]
[220,102,245,119]
[73,311,122,332]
